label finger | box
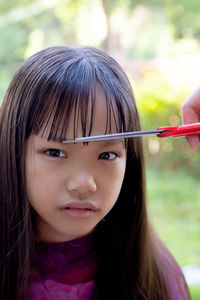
[182,105,200,149]
[182,104,199,124]
[182,87,200,123]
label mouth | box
[61,201,97,211]
[59,201,98,218]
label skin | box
[25,90,127,243]
[182,86,200,149]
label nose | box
[66,170,97,199]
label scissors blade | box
[62,129,164,143]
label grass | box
[190,285,200,299]
[146,166,200,299]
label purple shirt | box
[27,234,97,300]
[26,233,189,300]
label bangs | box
[25,47,136,144]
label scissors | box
[63,122,200,143]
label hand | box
[182,86,200,149]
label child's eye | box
[99,152,118,160]
[45,149,66,158]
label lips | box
[61,201,98,211]
[59,201,98,218]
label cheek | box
[26,175,54,217]
[26,158,55,208]
[100,161,126,204]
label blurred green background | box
[1,0,200,298]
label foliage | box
[163,0,200,39]
[129,68,200,175]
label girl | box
[0,46,190,300]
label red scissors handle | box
[157,123,200,138]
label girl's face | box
[25,89,127,242]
